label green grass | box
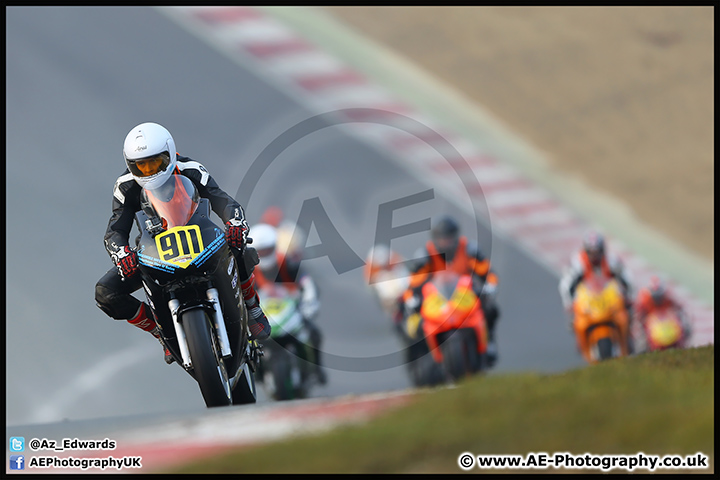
[167,346,713,474]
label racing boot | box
[241,275,271,341]
[485,340,498,369]
[305,319,327,385]
[150,328,174,365]
[483,304,499,368]
[625,303,636,355]
[315,362,327,385]
[128,302,173,364]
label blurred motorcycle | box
[403,271,488,383]
[255,283,320,400]
[642,307,688,352]
[364,246,444,386]
[572,273,630,363]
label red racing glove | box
[225,217,249,251]
[112,245,139,279]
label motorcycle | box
[642,307,688,351]
[401,271,488,384]
[254,283,320,401]
[134,174,262,407]
[572,273,630,363]
[363,247,442,386]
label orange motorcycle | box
[414,271,488,381]
[572,273,630,363]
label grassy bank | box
[169,346,713,473]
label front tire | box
[597,337,614,361]
[413,351,445,387]
[271,343,303,401]
[440,329,478,382]
[183,308,232,407]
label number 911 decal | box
[154,225,204,269]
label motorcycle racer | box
[95,122,271,364]
[250,222,327,384]
[633,276,691,350]
[364,243,408,327]
[259,205,306,264]
[402,215,501,367]
[558,230,634,351]
[559,230,633,313]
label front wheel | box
[412,351,445,387]
[271,343,304,401]
[183,308,232,407]
[596,337,615,361]
[440,329,479,382]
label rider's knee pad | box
[95,282,140,320]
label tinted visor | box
[586,247,603,265]
[128,152,171,178]
[432,231,458,256]
[651,289,664,305]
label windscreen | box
[141,174,200,229]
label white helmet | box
[369,244,391,267]
[123,122,177,189]
[251,223,278,269]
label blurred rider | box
[403,215,501,367]
[558,230,634,351]
[95,122,271,365]
[364,244,409,330]
[260,205,306,264]
[633,276,691,349]
[365,244,406,286]
[251,222,327,384]
[559,230,633,313]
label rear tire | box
[183,308,232,407]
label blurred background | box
[6,6,712,431]
[325,6,713,261]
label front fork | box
[168,288,233,369]
[168,298,191,368]
[206,288,232,358]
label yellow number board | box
[154,225,204,269]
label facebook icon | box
[10,455,25,470]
